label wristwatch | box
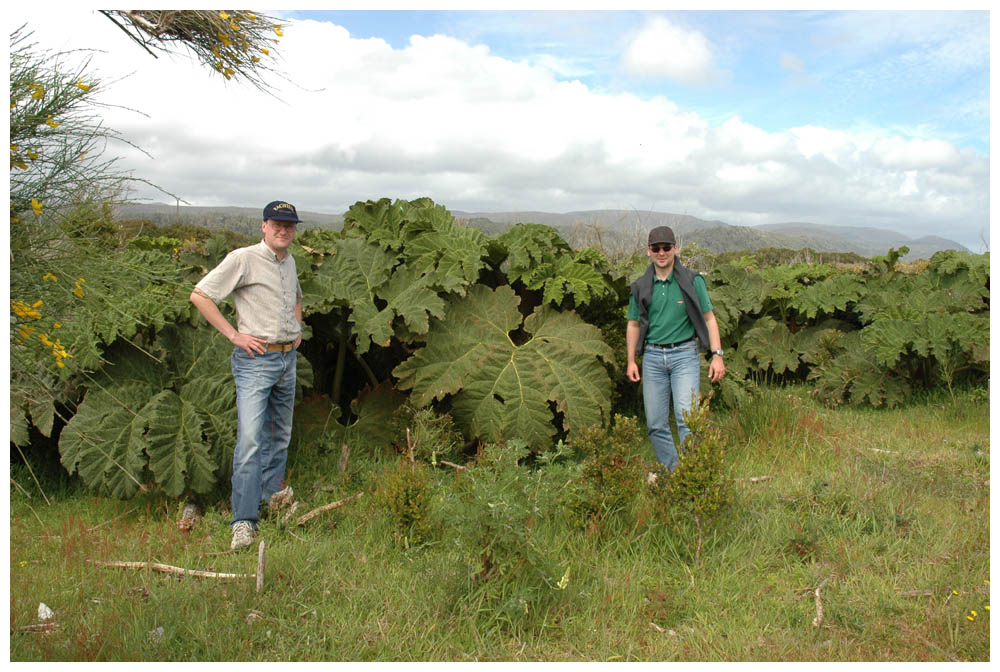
[711,349,724,357]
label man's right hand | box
[230,332,267,356]
[626,361,641,382]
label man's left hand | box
[709,355,726,383]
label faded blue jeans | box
[230,347,297,527]
[641,340,701,469]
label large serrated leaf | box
[793,273,867,320]
[182,373,237,476]
[10,398,30,448]
[59,385,152,499]
[394,285,613,448]
[293,382,404,451]
[141,390,219,497]
[741,316,800,375]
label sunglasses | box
[649,243,674,253]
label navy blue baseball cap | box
[263,200,302,223]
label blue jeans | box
[230,348,297,527]
[641,341,701,469]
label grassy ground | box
[9,385,989,661]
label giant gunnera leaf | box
[393,285,614,448]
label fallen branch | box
[87,506,139,533]
[735,475,770,483]
[94,560,252,580]
[406,428,415,463]
[296,492,364,526]
[16,622,60,633]
[439,460,466,472]
[901,589,934,598]
[812,577,830,628]
[338,443,351,473]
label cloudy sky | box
[10,7,991,250]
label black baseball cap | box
[263,200,302,223]
[648,226,676,246]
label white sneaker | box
[231,521,255,550]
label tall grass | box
[10,385,989,661]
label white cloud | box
[10,10,989,249]
[622,17,721,86]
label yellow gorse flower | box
[43,272,57,282]
[31,84,44,99]
[11,300,42,320]
[31,198,43,215]
[219,11,229,19]
[76,79,90,91]
[27,148,38,160]
[45,116,58,128]
[274,24,283,36]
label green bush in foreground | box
[649,395,733,566]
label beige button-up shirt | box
[194,240,302,343]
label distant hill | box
[754,222,969,260]
[116,203,969,261]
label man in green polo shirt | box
[626,226,725,469]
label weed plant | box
[9,385,989,661]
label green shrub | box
[448,441,563,628]
[648,396,733,565]
[389,401,464,465]
[559,414,646,532]
[372,458,434,548]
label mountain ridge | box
[115,203,970,261]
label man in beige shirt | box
[190,200,304,550]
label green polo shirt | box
[627,271,713,346]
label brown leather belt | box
[649,339,695,349]
[267,342,295,353]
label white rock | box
[37,602,54,621]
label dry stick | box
[296,492,364,526]
[735,475,770,483]
[439,460,466,472]
[338,443,351,473]
[10,476,32,499]
[13,442,51,506]
[16,622,60,633]
[406,428,415,463]
[256,540,265,593]
[94,560,253,580]
[86,506,139,533]
[812,577,830,628]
